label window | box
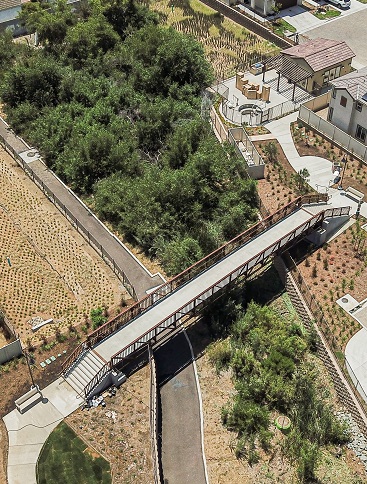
[340,96,347,107]
[355,124,367,142]
[328,107,334,121]
[356,101,363,112]
[332,88,336,99]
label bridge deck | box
[94,206,319,361]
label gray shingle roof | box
[282,38,355,73]
[331,67,367,101]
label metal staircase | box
[64,350,105,396]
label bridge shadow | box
[187,263,286,358]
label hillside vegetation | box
[0,0,258,275]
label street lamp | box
[24,350,36,388]
[339,155,348,189]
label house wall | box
[329,89,354,133]
[306,59,353,92]
[348,103,367,144]
[285,55,353,93]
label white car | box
[327,0,351,8]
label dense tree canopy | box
[0,0,259,274]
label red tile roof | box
[282,38,355,73]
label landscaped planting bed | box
[255,139,314,213]
[291,122,367,197]
[0,146,126,345]
[292,223,366,350]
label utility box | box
[111,371,127,388]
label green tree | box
[90,307,108,330]
[263,141,278,163]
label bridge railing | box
[61,193,327,375]
[108,207,330,369]
[84,203,349,397]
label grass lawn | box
[314,8,341,19]
[273,18,296,36]
[37,422,111,484]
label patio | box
[217,68,313,126]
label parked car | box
[327,0,351,8]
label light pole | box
[339,155,348,189]
[24,350,36,388]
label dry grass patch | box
[0,146,125,344]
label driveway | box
[305,7,367,67]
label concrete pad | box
[8,419,61,446]
[41,378,81,417]
[8,442,44,466]
[7,464,36,484]
[3,399,62,432]
[3,377,80,484]
[346,329,367,367]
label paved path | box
[266,113,367,219]
[154,331,207,484]
[3,378,80,484]
[267,112,367,402]
[0,119,165,299]
[345,329,367,403]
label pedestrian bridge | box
[61,195,350,398]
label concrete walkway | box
[267,112,367,402]
[266,112,367,219]
[0,119,165,300]
[3,378,80,484]
[345,329,367,403]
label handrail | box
[61,194,328,375]
[80,203,349,398]
[109,206,331,366]
[83,361,112,398]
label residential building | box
[280,38,355,94]
[328,68,367,145]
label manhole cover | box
[341,298,348,303]
[27,151,37,157]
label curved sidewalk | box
[3,379,79,484]
[266,112,367,219]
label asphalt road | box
[305,8,367,68]
[154,331,207,484]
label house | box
[328,68,367,145]
[0,0,24,36]
[279,38,355,94]
[248,0,300,16]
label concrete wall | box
[0,339,22,365]
[303,91,331,111]
[298,105,367,162]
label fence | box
[0,339,22,365]
[200,0,293,49]
[149,346,162,484]
[0,122,138,301]
[283,252,367,412]
[298,101,367,163]
[222,96,301,126]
